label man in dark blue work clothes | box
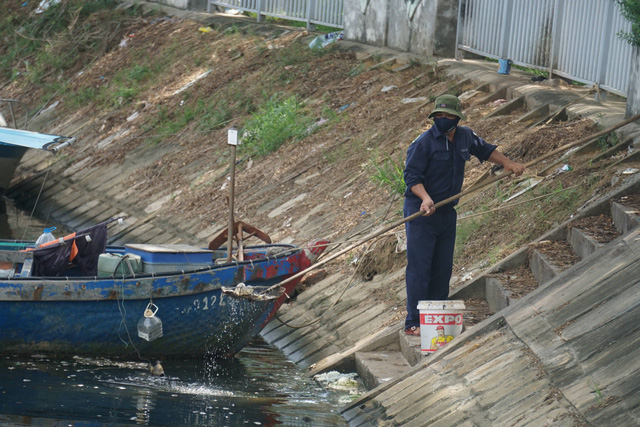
[403,94,525,336]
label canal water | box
[0,198,352,426]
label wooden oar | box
[254,112,640,297]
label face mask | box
[434,117,460,134]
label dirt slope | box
[2,4,635,306]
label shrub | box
[369,155,407,196]
[241,95,313,156]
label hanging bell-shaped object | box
[137,302,163,342]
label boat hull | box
[0,280,281,358]
[0,243,322,358]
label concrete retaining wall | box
[158,0,457,57]
[151,0,208,10]
[627,47,640,118]
[344,0,457,57]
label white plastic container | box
[137,303,162,342]
[35,227,56,246]
[97,253,142,277]
[417,300,465,353]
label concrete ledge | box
[355,351,411,390]
[611,201,640,234]
[476,87,507,105]
[341,316,508,418]
[529,248,563,285]
[567,226,603,259]
[513,103,549,124]
[398,331,422,366]
[306,321,404,377]
[482,95,525,119]
[485,277,510,312]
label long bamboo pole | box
[259,113,640,295]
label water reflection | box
[135,388,156,424]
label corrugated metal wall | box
[458,0,633,96]
[208,0,344,29]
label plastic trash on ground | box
[401,97,427,104]
[306,118,328,134]
[35,0,60,13]
[309,32,344,49]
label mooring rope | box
[19,159,52,243]
[274,243,373,329]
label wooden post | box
[226,126,238,263]
[237,222,244,262]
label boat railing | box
[0,239,301,280]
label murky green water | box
[0,338,349,426]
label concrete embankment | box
[7,2,640,425]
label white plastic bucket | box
[417,300,465,353]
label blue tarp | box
[0,127,73,151]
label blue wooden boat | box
[0,221,328,358]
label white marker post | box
[226,126,239,263]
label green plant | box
[68,87,98,107]
[588,378,604,407]
[617,0,640,46]
[240,95,313,156]
[513,64,548,78]
[455,213,491,257]
[144,103,198,145]
[369,155,406,196]
[494,185,509,202]
[200,99,233,131]
[596,131,620,151]
[486,243,505,265]
[224,24,240,35]
[128,65,152,82]
[349,63,366,77]
[98,61,160,107]
[0,0,144,84]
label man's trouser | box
[404,200,457,330]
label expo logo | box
[420,314,463,325]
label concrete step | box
[529,239,580,286]
[567,227,604,261]
[611,201,640,234]
[566,227,604,260]
[399,329,424,367]
[355,351,412,390]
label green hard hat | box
[428,94,466,120]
